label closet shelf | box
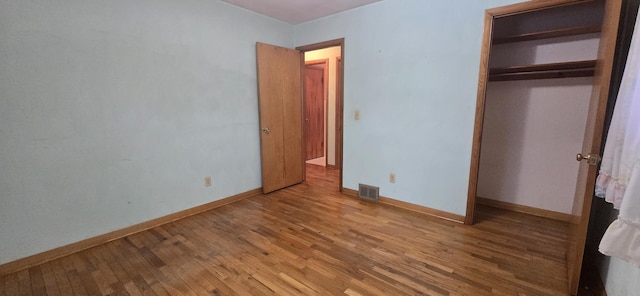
[493,24,601,44]
[489,60,596,81]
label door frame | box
[333,56,343,172]
[465,0,609,225]
[296,38,345,191]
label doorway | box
[304,60,327,166]
[256,40,344,193]
[298,40,344,191]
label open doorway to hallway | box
[299,42,343,191]
[304,60,327,167]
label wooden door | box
[566,0,622,294]
[256,42,304,193]
[304,65,325,160]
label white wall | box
[305,47,341,166]
[294,0,521,215]
[489,34,601,67]
[0,0,292,264]
[601,254,640,296]
[478,79,592,213]
[477,36,598,213]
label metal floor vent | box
[358,183,379,202]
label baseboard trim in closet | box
[0,187,263,277]
[342,188,465,223]
[477,196,572,222]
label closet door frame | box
[465,0,590,225]
[466,0,622,295]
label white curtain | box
[595,9,640,266]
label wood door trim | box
[335,56,343,173]
[296,38,345,191]
[487,0,595,18]
[299,51,306,182]
[297,38,344,52]
[305,59,328,66]
[466,8,494,225]
[567,0,623,294]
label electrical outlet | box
[205,176,212,187]
[355,110,360,120]
[389,173,396,183]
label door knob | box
[262,127,270,134]
[576,153,601,165]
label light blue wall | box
[295,2,640,293]
[294,0,520,215]
[0,0,292,264]
[5,2,636,293]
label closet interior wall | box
[477,1,605,215]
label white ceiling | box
[221,0,383,24]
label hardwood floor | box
[1,164,570,295]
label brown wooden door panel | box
[256,42,304,193]
[567,0,622,294]
[304,65,325,160]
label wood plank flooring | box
[1,164,570,295]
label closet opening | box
[468,0,606,224]
[465,1,623,295]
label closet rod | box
[489,60,596,81]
